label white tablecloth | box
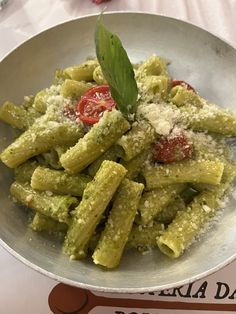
[1,1,236,313]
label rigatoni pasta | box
[0,101,39,129]
[30,212,68,233]
[10,182,78,224]
[1,46,236,270]
[60,79,94,99]
[143,159,225,189]
[92,178,144,268]
[127,222,164,250]
[60,109,130,173]
[158,163,236,258]
[116,120,155,161]
[63,160,127,259]
[138,184,186,225]
[31,166,91,196]
[64,60,99,81]
[0,119,84,168]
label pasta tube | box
[31,166,91,196]
[120,149,148,180]
[181,103,236,136]
[93,66,107,84]
[64,60,99,82]
[10,182,78,224]
[127,222,164,249]
[1,120,84,168]
[0,101,38,129]
[158,163,236,258]
[60,110,130,174]
[88,146,118,177]
[143,160,224,189]
[33,89,54,114]
[142,75,170,99]
[60,79,93,99]
[155,196,186,224]
[136,55,169,80]
[30,212,68,233]
[116,120,155,161]
[63,160,127,259]
[92,179,144,268]
[170,86,202,107]
[139,184,186,225]
[189,111,236,136]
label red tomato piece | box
[76,85,116,125]
[172,80,196,93]
[152,134,193,163]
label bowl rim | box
[1,10,236,63]
[1,11,236,293]
[1,237,236,293]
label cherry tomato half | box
[172,80,196,93]
[76,85,116,125]
[152,134,193,163]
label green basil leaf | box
[95,15,138,118]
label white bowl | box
[1,12,236,293]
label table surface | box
[1,1,236,313]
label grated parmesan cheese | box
[202,205,212,213]
[137,102,181,136]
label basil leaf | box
[95,15,138,118]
